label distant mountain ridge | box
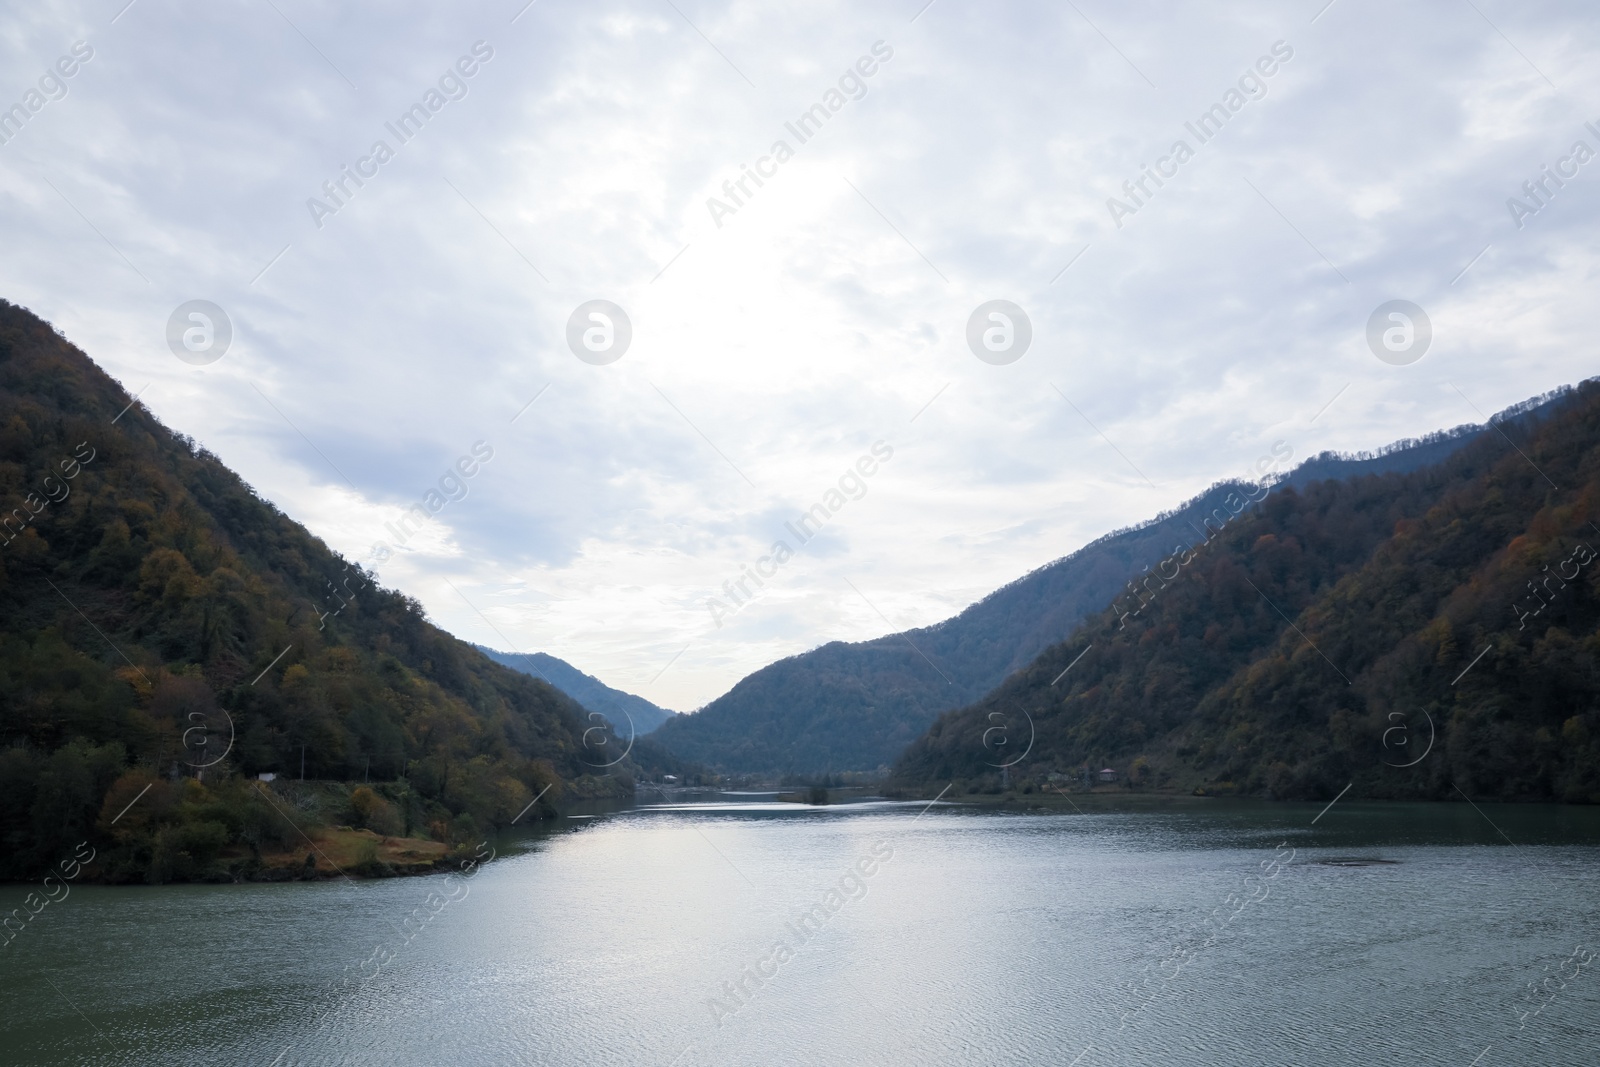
[650,386,1587,774]
[474,646,677,735]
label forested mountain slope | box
[651,402,1567,774]
[650,483,1269,773]
[0,300,654,882]
[893,380,1600,803]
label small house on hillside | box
[1098,767,1118,783]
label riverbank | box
[241,826,458,881]
[0,773,575,888]
[885,779,1600,809]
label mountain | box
[892,379,1600,804]
[649,410,1550,775]
[474,646,678,735]
[0,299,663,883]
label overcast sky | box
[3,0,1598,710]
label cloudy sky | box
[2,0,1598,710]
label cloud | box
[3,0,1599,709]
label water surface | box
[2,797,1597,1066]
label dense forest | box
[893,379,1600,804]
[0,300,671,883]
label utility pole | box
[300,744,306,781]
[364,755,369,783]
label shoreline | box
[1,826,492,889]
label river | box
[2,796,1597,1066]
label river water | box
[2,796,1597,1066]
